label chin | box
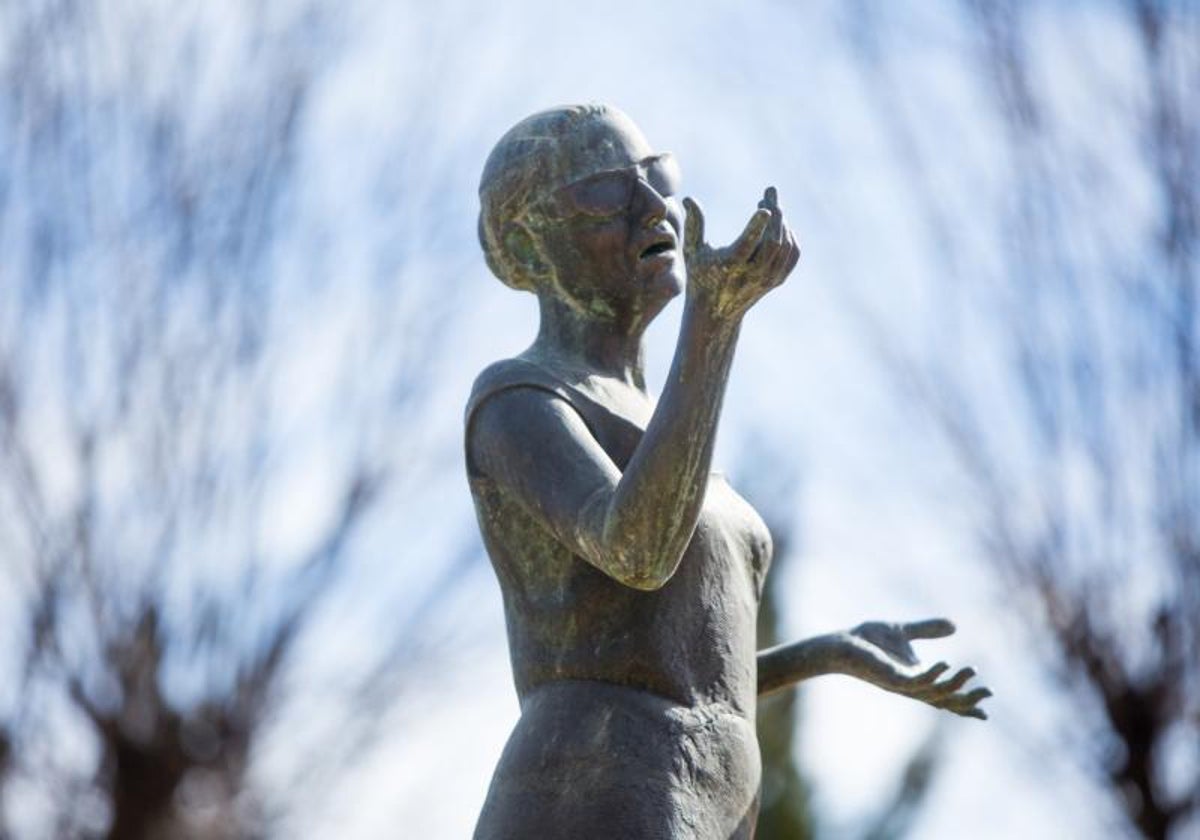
[640,257,683,297]
[662,272,684,300]
[642,266,683,319]
[660,262,685,299]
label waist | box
[520,678,752,729]
[506,679,759,790]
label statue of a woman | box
[466,104,989,839]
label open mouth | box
[639,240,676,260]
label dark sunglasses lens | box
[564,172,632,217]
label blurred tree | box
[745,446,817,840]
[857,730,942,840]
[0,1,491,837]
[742,439,943,840]
[844,1,1199,837]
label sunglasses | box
[536,153,682,221]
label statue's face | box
[527,112,685,326]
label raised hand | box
[682,187,800,319]
[840,619,992,720]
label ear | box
[502,221,551,285]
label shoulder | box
[472,388,581,444]
[464,358,590,478]
[466,357,568,419]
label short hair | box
[477,104,614,291]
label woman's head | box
[478,105,684,324]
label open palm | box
[839,619,991,720]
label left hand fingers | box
[919,682,992,719]
[913,661,950,685]
[903,618,956,640]
[936,666,976,694]
[963,686,992,706]
[946,687,993,719]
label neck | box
[531,294,648,390]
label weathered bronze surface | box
[466,104,989,839]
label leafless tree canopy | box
[847,2,1198,837]
[4,0,1194,837]
[0,2,487,836]
[740,438,944,840]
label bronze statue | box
[466,104,989,839]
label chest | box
[569,387,774,585]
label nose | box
[632,177,668,228]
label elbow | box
[596,517,689,592]
[606,545,682,592]
[597,501,696,592]
[619,568,673,592]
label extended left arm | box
[757,619,991,720]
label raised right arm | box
[468,191,799,591]
[470,298,742,590]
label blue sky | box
[2,0,1173,836]
[286,1,1140,836]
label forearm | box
[599,293,741,589]
[757,622,993,719]
[757,633,850,696]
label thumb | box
[682,196,705,254]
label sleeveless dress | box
[465,356,774,840]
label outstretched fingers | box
[949,686,993,720]
[914,661,950,684]
[903,618,956,640]
[937,666,976,694]
[922,678,992,720]
[964,687,993,706]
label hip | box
[475,680,760,839]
